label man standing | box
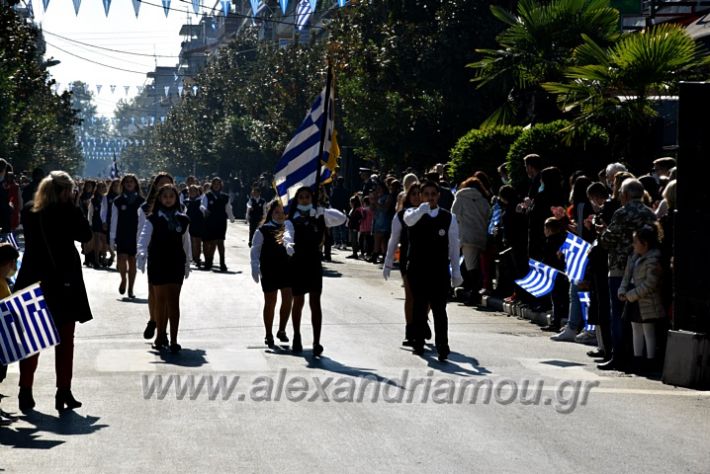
[404,180,464,361]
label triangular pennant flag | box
[102,0,111,16]
[42,0,49,11]
[221,0,230,15]
[161,116,166,124]
[177,85,184,96]
[110,85,116,94]
[338,0,347,6]
[124,85,130,96]
[309,0,316,11]
[131,0,140,17]
[72,0,81,15]
[161,0,170,17]
[191,0,199,14]
[150,117,155,126]
[137,85,144,94]
[131,117,135,124]
[250,0,260,15]
[279,0,288,14]
[96,84,103,94]
[141,117,147,125]
[164,86,170,97]
[192,85,198,95]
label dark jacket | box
[14,202,94,325]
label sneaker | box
[575,329,598,345]
[550,326,577,342]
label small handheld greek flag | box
[560,232,591,283]
[578,291,596,332]
[0,284,60,365]
[515,259,559,297]
[488,201,502,235]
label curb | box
[481,295,551,327]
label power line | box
[45,41,176,76]
[43,30,181,58]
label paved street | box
[1,222,709,473]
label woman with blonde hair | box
[14,171,93,412]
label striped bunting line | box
[515,259,559,297]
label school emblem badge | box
[438,229,446,236]
[121,205,127,211]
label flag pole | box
[315,62,333,194]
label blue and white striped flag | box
[560,232,591,283]
[515,259,559,297]
[578,291,596,331]
[487,200,502,235]
[0,284,60,365]
[295,0,312,30]
[274,79,334,209]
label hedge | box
[506,120,610,191]
[448,126,523,187]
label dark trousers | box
[550,274,570,327]
[410,272,449,350]
[19,321,76,389]
[590,270,612,354]
[608,276,625,360]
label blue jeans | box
[568,283,583,331]
[608,276,624,358]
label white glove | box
[451,273,464,288]
[383,266,391,280]
[419,202,431,212]
[184,263,191,280]
[251,266,260,284]
[136,253,146,273]
[286,243,295,257]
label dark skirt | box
[291,257,322,296]
[260,264,293,293]
[116,240,138,257]
[203,218,227,241]
[148,257,185,285]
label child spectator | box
[541,217,569,333]
[358,196,374,259]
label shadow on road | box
[117,297,149,304]
[404,348,491,377]
[0,410,107,450]
[150,348,208,368]
[322,269,342,278]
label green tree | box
[469,0,620,127]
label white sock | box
[643,323,656,359]
[631,322,645,357]
[596,325,605,352]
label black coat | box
[14,202,94,325]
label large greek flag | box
[0,284,60,365]
[295,0,312,30]
[560,232,591,283]
[515,259,559,297]
[274,78,334,208]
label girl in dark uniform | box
[185,185,205,268]
[103,179,120,267]
[88,181,108,268]
[139,173,175,340]
[250,200,293,347]
[201,177,234,271]
[110,174,145,299]
[137,184,191,353]
[283,187,346,356]
[78,180,96,267]
[383,183,430,346]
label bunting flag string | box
[161,0,171,17]
[250,0,261,16]
[42,0,49,12]
[221,0,231,16]
[192,0,200,14]
[110,85,116,94]
[72,0,81,15]
[102,0,111,17]
[131,0,141,17]
[279,0,289,15]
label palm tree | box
[544,23,709,126]
[469,0,620,127]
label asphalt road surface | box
[1,222,709,473]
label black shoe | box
[587,349,605,358]
[276,330,289,343]
[55,389,82,411]
[152,335,168,350]
[143,321,156,340]
[438,346,450,362]
[203,261,213,270]
[265,335,275,347]
[220,264,228,272]
[412,345,425,356]
[18,388,35,413]
[119,281,126,295]
[292,333,303,353]
[169,344,182,354]
[402,339,414,347]
[313,344,324,357]
[128,292,136,299]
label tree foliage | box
[0,8,82,173]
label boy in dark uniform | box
[246,187,266,247]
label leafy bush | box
[506,120,610,191]
[448,126,523,186]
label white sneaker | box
[575,329,598,345]
[551,326,577,342]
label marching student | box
[137,183,191,353]
[246,186,266,247]
[201,177,235,271]
[78,179,96,267]
[110,174,145,299]
[383,183,432,346]
[185,184,205,267]
[403,180,463,361]
[283,186,346,356]
[140,173,174,340]
[250,200,294,347]
[0,243,19,421]
[87,181,108,268]
[101,179,121,268]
